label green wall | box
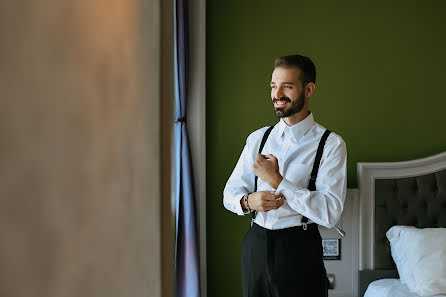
[206,1,446,296]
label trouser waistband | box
[250,222,318,235]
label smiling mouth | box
[274,100,289,107]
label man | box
[223,54,347,297]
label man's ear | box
[305,82,316,98]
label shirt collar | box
[278,112,315,140]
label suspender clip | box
[251,218,254,227]
[302,222,308,231]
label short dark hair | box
[274,54,316,84]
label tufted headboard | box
[357,151,446,296]
[374,170,446,269]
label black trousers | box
[241,223,329,297]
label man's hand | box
[248,191,285,212]
[253,154,283,189]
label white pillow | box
[386,226,446,296]
[386,226,417,285]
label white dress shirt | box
[223,112,347,230]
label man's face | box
[270,67,306,118]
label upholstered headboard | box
[374,170,446,269]
[357,151,446,296]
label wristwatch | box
[242,193,252,215]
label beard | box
[272,91,305,118]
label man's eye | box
[284,85,292,89]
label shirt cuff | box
[275,177,305,203]
[233,193,247,216]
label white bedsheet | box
[364,279,446,297]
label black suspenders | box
[300,129,331,229]
[253,125,275,194]
[251,126,332,230]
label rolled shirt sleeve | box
[275,138,347,228]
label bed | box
[357,151,446,297]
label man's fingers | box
[261,192,285,200]
[262,200,279,207]
[266,154,277,161]
[275,194,285,200]
[253,192,286,212]
[260,199,285,210]
[262,194,279,201]
[256,153,268,161]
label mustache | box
[273,97,291,104]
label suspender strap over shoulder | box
[253,125,275,193]
[301,129,332,226]
[307,129,331,191]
